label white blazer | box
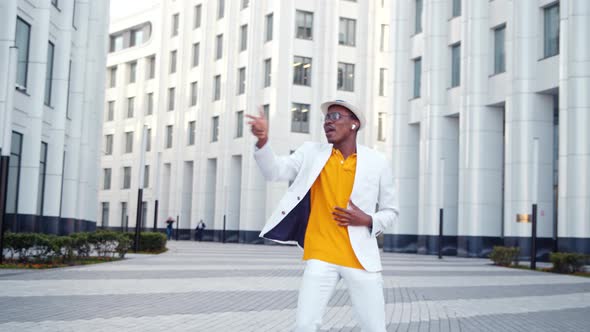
[253,141,399,272]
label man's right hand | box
[246,108,269,148]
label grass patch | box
[0,257,122,269]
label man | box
[246,100,398,331]
[195,220,206,241]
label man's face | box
[323,105,358,145]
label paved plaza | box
[0,241,589,331]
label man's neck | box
[333,140,357,159]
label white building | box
[100,0,391,241]
[0,0,110,234]
[386,0,590,257]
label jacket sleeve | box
[368,159,399,237]
[253,142,305,182]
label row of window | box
[102,165,149,190]
[100,201,149,228]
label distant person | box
[195,220,206,241]
[165,217,174,240]
[247,100,398,331]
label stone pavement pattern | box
[0,241,589,331]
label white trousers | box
[294,259,386,332]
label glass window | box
[130,28,143,47]
[188,121,196,145]
[147,55,156,79]
[6,132,23,214]
[213,75,221,101]
[144,166,150,188]
[16,17,31,89]
[380,24,389,52]
[166,125,173,148]
[125,131,134,153]
[194,5,202,29]
[413,57,422,98]
[101,202,109,227]
[237,67,246,95]
[493,26,506,74]
[415,0,423,34]
[146,128,152,151]
[378,112,386,141]
[109,35,123,52]
[212,116,220,142]
[190,81,198,106]
[170,50,177,73]
[240,24,248,51]
[452,0,461,17]
[128,61,137,83]
[264,59,271,87]
[103,168,112,190]
[146,93,154,115]
[172,13,179,37]
[293,56,312,86]
[544,3,559,58]
[107,101,115,121]
[337,62,355,92]
[242,0,249,9]
[127,97,134,118]
[379,68,387,96]
[291,103,310,133]
[265,13,273,42]
[192,43,200,67]
[109,66,117,88]
[105,134,113,155]
[236,111,244,138]
[216,34,223,60]
[44,42,55,105]
[263,104,270,120]
[451,43,461,87]
[218,0,225,19]
[339,18,356,46]
[296,10,313,40]
[121,202,128,228]
[123,167,131,189]
[37,142,48,215]
[168,87,176,111]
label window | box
[105,134,113,155]
[452,0,461,17]
[37,142,47,215]
[144,166,150,188]
[170,50,177,73]
[415,0,423,34]
[130,28,143,47]
[109,35,123,52]
[242,0,249,9]
[171,13,179,37]
[123,167,131,189]
[451,43,461,87]
[379,68,387,96]
[146,93,154,115]
[337,62,355,92]
[237,67,246,95]
[166,125,173,148]
[293,56,312,86]
[190,82,198,106]
[188,121,196,145]
[291,103,310,133]
[109,66,117,88]
[72,1,78,29]
[339,18,356,46]
[265,13,273,42]
[168,87,176,111]
[296,10,313,40]
[103,168,112,190]
[6,132,22,215]
[107,101,115,121]
[128,61,137,83]
[544,3,560,58]
[263,59,271,87]
[211,116,220,142]
[44,42,55,105]
[127,97,135,118]
[194,5,202,29]
[216,34,223,60]
[125,132,134,153]
[263,104,270,120]
[493,25,506,74]
[240,24,248,51]
[101,202,109,227]
[218,0,225,19]
[236,111,244,138]
[147,55,156,79]
[121,202,128,227]
[378,112,386,141]
[146,128,152,151]
[16,17,31,89]
[213,75,221,101]
[192,43,200,67]
[380,24,389,52]
[413,57,422,98]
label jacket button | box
[281,211,286,215]
[297,196,301,200]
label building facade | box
[385,0,590,257]
[100,0,392,241]
[0,0,110,234]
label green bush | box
[126,232,167,252]
[550,252,588,274]
[490,246,520,267]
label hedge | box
[126,232,167,252]
[550,252,589,274]
[489,246,520,267]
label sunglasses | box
[324,112,355,122]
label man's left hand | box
[332,200,372,228]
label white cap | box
[320,100,366,130]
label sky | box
[109,0,159,20]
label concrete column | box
[457,1,504,257]
[0,0,17,154]
[558,0,590,254]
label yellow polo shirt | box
[302,148,364,270]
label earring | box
[352,124,356,129]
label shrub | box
[550,252,588,274]
[490,246,520,267]
[127,232,167,252]
[70,232,91,257]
